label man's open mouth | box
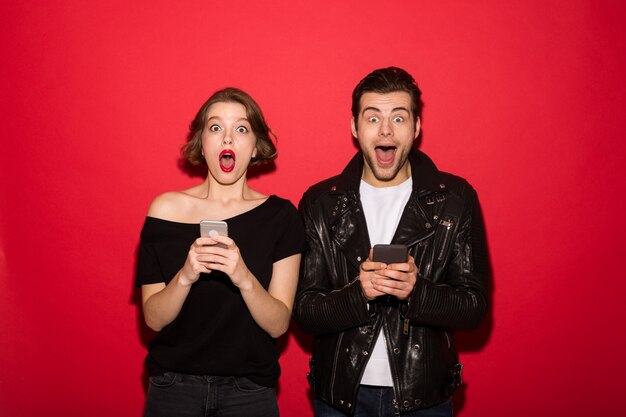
[375,145,396,165]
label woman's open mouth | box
[219,150,236,172]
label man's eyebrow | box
[361,106,410,114]
[361,106,381,114]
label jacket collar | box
[330,147,446,197]
[327,148,445,265]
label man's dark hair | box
[351,67,423,126]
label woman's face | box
[201,101,257,185]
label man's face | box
[352,91,420,187]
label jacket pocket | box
[148,372,178,389]
[445,363,463,396]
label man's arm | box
[404,185,489,330]
[292,191,372,336]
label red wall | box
[2,1,625,416]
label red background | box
[2,1,626,416]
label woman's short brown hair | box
[182,87,277,166]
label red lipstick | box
[219,150,236,172]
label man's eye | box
[209,124,221,132]
[368,116,379,123]
[236,126,249,133]
[393,116,404,123]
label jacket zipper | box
[402,229,435,336]
[404,228,436,249]
[437,217,455,262]
[382,315,404,413]
[403,318,410,336]
[330,332,343,404]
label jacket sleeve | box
[405,185,490,330]
[292,191,372,336]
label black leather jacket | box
[293,149,489,415]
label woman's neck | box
[203,175,258,202]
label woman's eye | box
[209,124,221,132]
[236,126,249,133]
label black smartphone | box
[372,244,408,264]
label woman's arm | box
[205,233,301,338]
[141,237,217,331]
[141,277,189,332]
[240,254,301,338]
[140,192,218,331]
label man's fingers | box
[361,261,387,272]
[376,269,414,282]
[372,276,414,297]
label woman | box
[136,88,305,417]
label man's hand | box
[359,249,419,301]
[358,249,388,300]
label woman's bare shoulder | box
[147,189,198,220]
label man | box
[293,67,489,417]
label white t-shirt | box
[359,177,413,386]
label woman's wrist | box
[236,270,255,292]
[177,270,197,287]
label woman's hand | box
[178,237,222,286]
[200,235,253,289]
[141,237,219,332]
[180,234,300,338]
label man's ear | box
[351,117,358,137]
[414,117,421,139]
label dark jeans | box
[314,385,452,417]
[144,372,279,417]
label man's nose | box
[379,119,392,136]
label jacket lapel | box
[327,152,372,270]
[327,148,448,267]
